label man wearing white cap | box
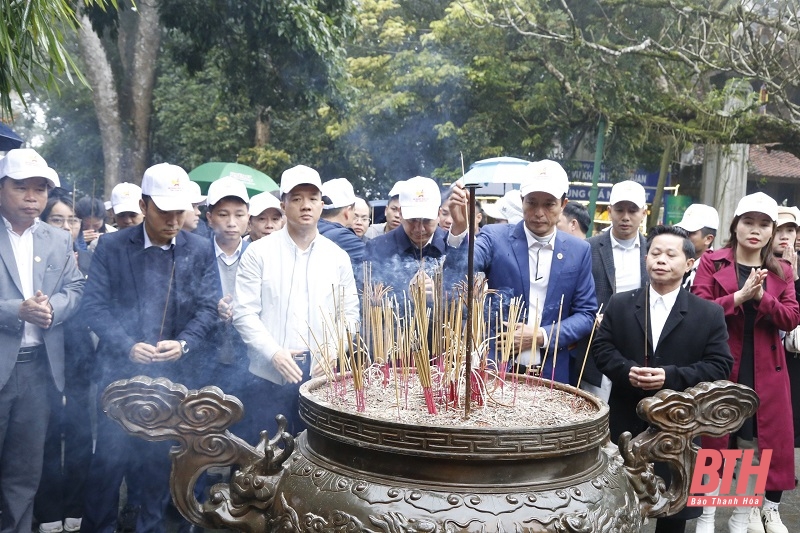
[365,176,464,293]
[581,180,649,400]
[318,178,365,265]
[0,149,84,533]
[200,177,252,396]
[247,192,283,242]
[364,180,404,240]
[449,160,597,384]
[482,189,524,225]
[674,203,719,289]
[80,163,220,533]
[181,180,211,237]
[110,182,144,229]
[234,165,359,439]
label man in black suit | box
[577,180,649,399]
[593,225,733,533]
[80,163,220,533]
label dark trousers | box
[81,390,172,533]
[0,356,51,533]
[34,370,93,522]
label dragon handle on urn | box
[102,376,758,532]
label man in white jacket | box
[233,165,359,438]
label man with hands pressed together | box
[592,225,733,533]
[80,163,220,533]
[0,149,84,533]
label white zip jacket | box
[233,227,359,385]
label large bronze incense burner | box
[103,375,757,532]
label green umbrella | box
[189,162,278,197]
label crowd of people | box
[0,147,797,533]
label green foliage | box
[0,0,115,117]
[151,53,255,170]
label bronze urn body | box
[103,376,757,532]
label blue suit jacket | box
[80,224,221,386]
[473,222,597,383]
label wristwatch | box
[179,340,189,354]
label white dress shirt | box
[3,217,43,347]
[610,233,641,294]
[518,226,556,366]
[214,238,243,266]
[649,285,680,351]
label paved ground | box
[644,448,800,532]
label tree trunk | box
[128,0,162,183]
[77,14,123,196]
[255,105,272,147]
[647,138,673,230]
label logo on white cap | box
[609,180,647,209]
[399,176,441,220]
[141,163,192,212]
[111,182,143,215]
[0,148,60,188]
[519,160,570,200]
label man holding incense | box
[0,149,84,533]
[449,160,597,384]
[80,163,220,533]
[234,165,359,437]
[592,225,732,533]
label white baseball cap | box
[279,165,322,195]
[519,160,569,199]
[0,148,59,188]
[483,189,523,224]
[185,180,206,205]
[675,204,719,232]
[399,176,441,220]
[141,163,193,212]
[249,191,282,217]
[111,182,143,215]
[734,192,778,222]
[322,178,356,209]
[609,180,647,209]
[388,180,405,198]
[777,206,797,228]
[207,176,249,207]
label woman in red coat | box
[692,192,800,533]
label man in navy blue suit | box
[449,160,597,384]
[80,163,220,533]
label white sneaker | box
[38,522,63,533]
[63,518,82,533]
[746,506,765,533]
[761,508,789,533]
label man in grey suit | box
[0,149,84,533]
[576,180,648,401]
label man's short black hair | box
[700,227,717,239]
[646,225,695,259]
[321,205,349,219]
[562,201,591,234]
